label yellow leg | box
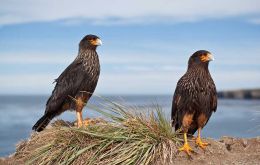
[75,97,84,128]
[76,111,83,127]
[179,133,193,155]
[196,128,209,150]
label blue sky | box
[0,0,260,95]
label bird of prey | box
[171,50,217,155]
[32,34,102,132]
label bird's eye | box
[195,57,200,62]
[200,54,209,62]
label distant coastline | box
[218,88,260,99]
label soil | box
[173,136,260,165]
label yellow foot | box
[83,119,92,126]
[179,143,193,155]
[196,138,209,150]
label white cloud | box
[97,69,260,94]
[1,68,259,95]
[248,18,260,24]
[0,51,185,66]
[0,0,260,26]
[213,70,260,90]
[90,71,181,95]
[0,53,74,64]
[100,52,185,65]
[1,43,260,94]
[0,74,55,94]
[123,65,184,72]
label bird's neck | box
[188,62,209,71]
[187,63,210,79]
[77,49,98,60]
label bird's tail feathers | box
[32,114,54,132]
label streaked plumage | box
[171,50,217,154]
[32,34,102,132]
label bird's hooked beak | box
[90,38,102,46]
[200,53,214,62]
[207,53,214,61]
[96,38,102,46]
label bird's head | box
[79,34,102,50]
[188,50,214,68]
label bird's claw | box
[178,143,194,156]
[196,138,209,150]
[83,119,91,127]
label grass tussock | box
[15,98,181,165]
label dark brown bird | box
[32,34,102,132]
[171,50,217,155]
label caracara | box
[171,50,217,155]
[32,34,102,132]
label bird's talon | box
[196,138,209,150]
[178,143,193,156]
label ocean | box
[0,95,260,157]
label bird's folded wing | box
[45,60,86,114]
[211,87,218,112]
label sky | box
[0,0,260,95]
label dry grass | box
[15,97,181,165]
